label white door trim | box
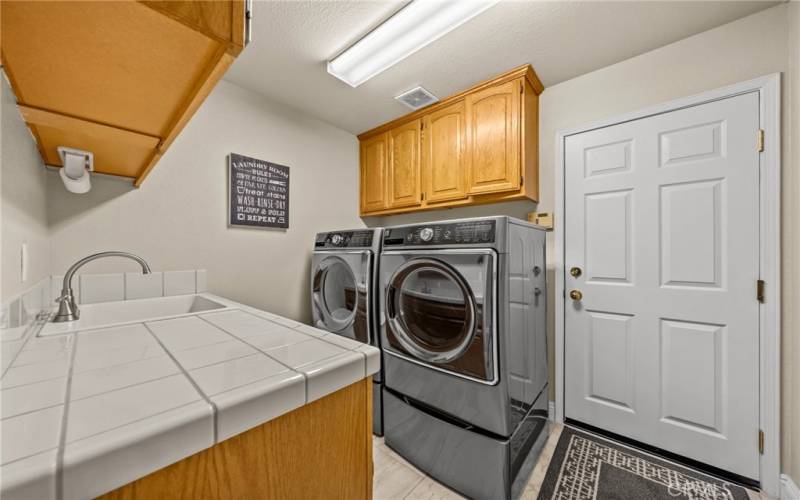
[553,73,781,496]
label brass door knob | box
[569,289,583,301]
[570,267,582,278]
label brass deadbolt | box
[570,267,582,278]
[569,289,583,301]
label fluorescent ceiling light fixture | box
[327,0,501,87]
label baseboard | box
[548,401,555,420]
[781,474,800,500]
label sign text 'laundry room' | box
[228,153,289,229]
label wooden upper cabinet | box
[358,65,543,216]
[0,0,249,187]
[465,79,521,195]
[423,101,468,204]
[360,134,389,213]
[388,120,422,209]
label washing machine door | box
[383,249,496,383]
[311,251,371,343]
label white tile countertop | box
[0,293,380,500]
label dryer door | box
[383,249,497,383]
[311,251,371,343]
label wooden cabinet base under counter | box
[98,378,373,500]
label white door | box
[564,92,761,480]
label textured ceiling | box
[224,1,778,135]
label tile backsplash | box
[80,274,125,304]
[125,272,164,300]
[49,270,207,305]
[1,277,51,373]
[163,270,198,297]
[1,269,208,372]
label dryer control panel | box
[315,230,374,248]
[384,220,496,246]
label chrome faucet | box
[52,251,151,323]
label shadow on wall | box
[362,199,537,227]
[46,170,135,227]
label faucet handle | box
[54,293,70,304]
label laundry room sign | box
[228,153,289,229]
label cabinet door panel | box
[388,120,422,208]
[466,79,521,194]
[360,134,388,213]
[423,101,468,203]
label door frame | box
[553,73,781,496]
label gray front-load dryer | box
[311,227,383,435]
[379,216,548,499]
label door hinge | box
[520,176,524,187]
[759,430,765,454]
[757,129,765,152]
[757,279,765,303]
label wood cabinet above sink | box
[1,0,249,186]
[358,65,543,216]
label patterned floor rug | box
[537,427,751,500]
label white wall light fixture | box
[57,146,94,194]
[327,0,501,87]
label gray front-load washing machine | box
[379,216,548,499]
[311,227,384,435]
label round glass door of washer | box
[387,259,477,363]
[313,256,358,331]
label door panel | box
[585,190,632,283]
[423,101,468,203]
[660,319,725,434]
[466,79,520,194]
[585,140,632,177]
[388,120,422,208]
[564,92,760,479]
[660,180,723,288]
[586,311,635,411]
[360,134,388,213]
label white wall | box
[1,74,51,301]
[379,3,799,481]
[785,0,800,487]
[46,80,363,322]
[536,3,798,483]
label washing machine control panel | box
[384,220,496,246]
[315,230,374,248]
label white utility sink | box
[39,294,230,336]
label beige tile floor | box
[372,423,772,500]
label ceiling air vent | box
[395,86,438,110]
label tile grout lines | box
[55,332,79,500]
[142,322,220,444]
[2,308,373,498]
[61,400,205,448]
[0,315,49,380]
[235,309,370,379]
[194,315,311,404]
